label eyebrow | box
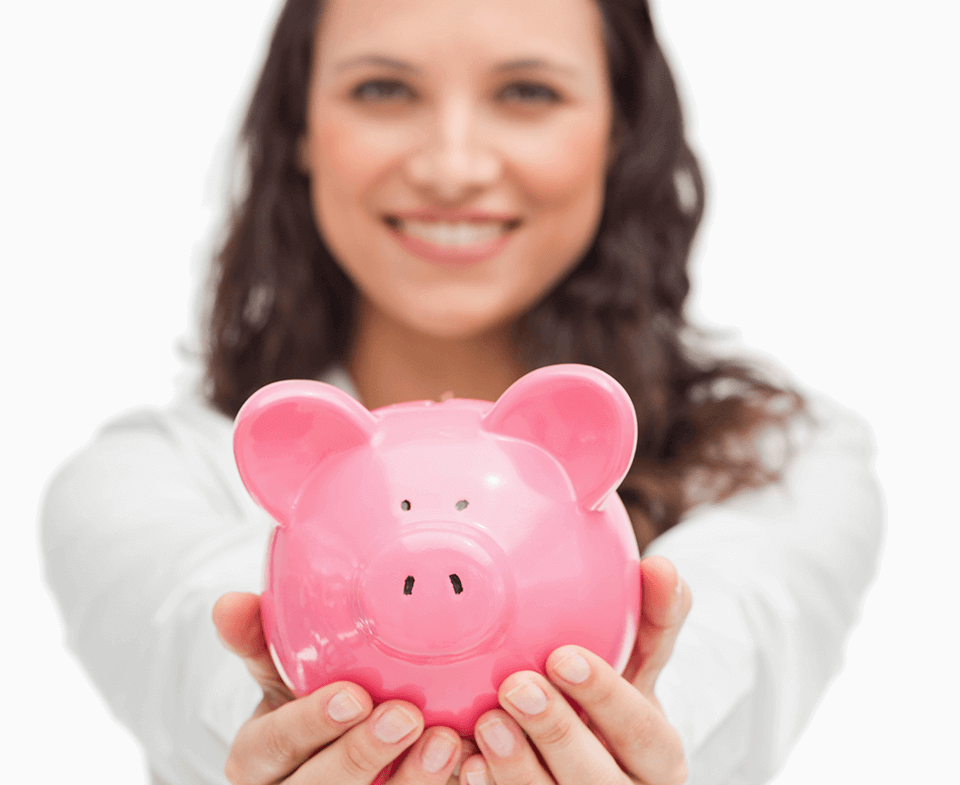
[333,54,578,77]
[334,55,418,74]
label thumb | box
[625,556,691,697]
[212,592,294,710]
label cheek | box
[507,119,610,207]
[307,129,374,289]
[509,122,610,299]
[314,117,376,207]
[311,109,409,223]
[509,122,609,282]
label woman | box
[40,0,884,783]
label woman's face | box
[300,0,614,341]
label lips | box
[385,218,514,246]
[383,215,521,265]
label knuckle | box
[589,774,625,785]
[586,670,620,709]
[224,723,265,785]
[298,694,332,740]
[617,710,659,755]
[340,735,384,779]
[531,714,577,749]
[261,719,300,767]
[222,752,247,785]
[223,745,264,785]
[499,769,539,785]
[666,759,689,785]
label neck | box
[347,302,527,409]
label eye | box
[455,500,469,511]
[352,79,415,102]
[499,82,561,104]
[401,500,411,511]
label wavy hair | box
[203,0,805,548]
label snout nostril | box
[449,574,463,595]
[403,575,415,595]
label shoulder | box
[40,388,257,536]
[650,381,884,558]
[780,386,881,505]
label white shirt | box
[39,366,884,785]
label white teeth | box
[395,219,508,247]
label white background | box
[3,0,957,781]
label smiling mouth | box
[384,217,522,248]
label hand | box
[459,555,691,784]
[212,592,474,785]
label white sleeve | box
[40,400,270,785]
[645,393,885,784]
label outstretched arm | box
[41,401,268,784]
[646,392,885,784]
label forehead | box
[315,0,608,72]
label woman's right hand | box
[212,592,468,785]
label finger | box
[460,753,534,785]
[441,738,478,785]
[627,557,691,695]
[458,754,491,785]
[497,671,623,785]
[389,727,462,782]
[213,592,294,709]
[225,680,372,785]
[470,709,553,785]
[289,700,424,785]
[458,738,479,766]
[546,645,687,785]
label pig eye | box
[455,500,469,511]
[449,574,464,594]
[401,500,411,511]
[403,575,415,595]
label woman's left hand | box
[460,555,691,785]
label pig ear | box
[233,380,377,523]
[481,364,638,511]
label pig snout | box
[357,526,509,657]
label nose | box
[358,526,509,657]
[405,98,501,200]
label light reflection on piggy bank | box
[234,364,641,735]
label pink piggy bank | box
[234,363,641,735]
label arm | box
[645,392,885,784]
[40,400,268,785]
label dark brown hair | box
[203,0,805,549]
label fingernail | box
[504,679,548,716]
[374,706,418,743]
[672,578,686,620]
[553,652,590,684]
[327,689,364,722]
[465,762,490,785]
[421,733,456,773]
[478,717,514,757]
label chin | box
[412,319,501,342]
[401,308,514,343]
